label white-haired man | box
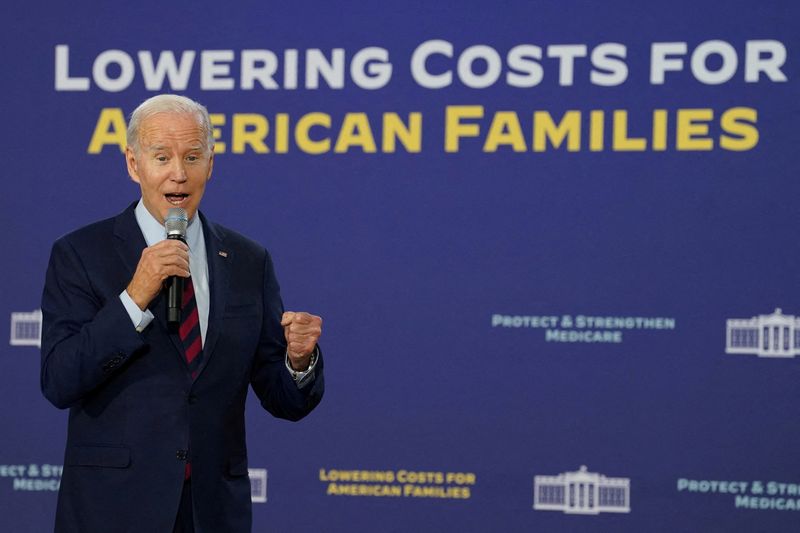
[41,94,324,532]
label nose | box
[170,160,188,182]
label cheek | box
[138,168,168,190]
[190,170,211,189]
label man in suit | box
[40,94,324,532]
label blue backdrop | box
[1,1,799,531]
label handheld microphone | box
[165,208,188,325]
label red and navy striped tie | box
[179,277,202,480]
[179,277,203,380]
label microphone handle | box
[166,234,186,325]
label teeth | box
[166,194,187,204]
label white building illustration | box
[248,468,268,503]
[10,309,43,348]
[726,308,800,358]
[533,466,630,515]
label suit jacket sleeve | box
[248,249,324,421]
[40,236,146,409]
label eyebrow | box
[146,143,206,153]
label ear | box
[125,146,141,184]
[206,151,214,181]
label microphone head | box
[165,208,188,238]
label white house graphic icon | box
[10,309,42,348]
[726,308,800,358]
[248,468,268,503]
[533,465,630,515]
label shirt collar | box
[134,199,202,250]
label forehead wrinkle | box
[143,141,206,153]
[139,117,206,142]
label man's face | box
[126,112,213,223]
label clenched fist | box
[281,311,322,371]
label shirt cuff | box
[285,346,318,389]
[119,290,155,333]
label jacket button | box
[188,394,197,404]
[176,449,188,461]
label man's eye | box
[156,155,168,162]
[186,155,198,162]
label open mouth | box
[165,193,189,205]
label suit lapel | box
[112,202,188,368]
[112,202,147,279]
[193,213,231,380]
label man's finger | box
[151,240,189,254]
[288,322,322,335]
[288,341,308,353]
[292,312,313,324]
[281,311,296,326]
[287,329,319,341]
[163,266,192,278]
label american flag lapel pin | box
[218,251,228,258]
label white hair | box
[127,94,214,153]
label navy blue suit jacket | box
[40,203,324,532]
